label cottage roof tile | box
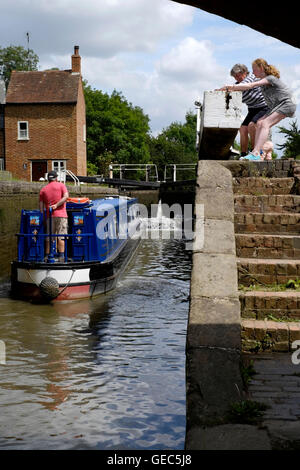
[6,70,80,104]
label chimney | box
[71,45,81,74]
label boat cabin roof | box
[92,197,136,215]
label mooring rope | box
[26,269,45,288]
[26,267,76,297]
[58,269,76,295]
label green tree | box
[149,111,198,179]
[84,84,151,176]
[277,120,300,159]
[0,45,39,88]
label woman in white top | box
[219,58,296,161]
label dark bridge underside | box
[171,0,299,50]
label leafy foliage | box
[285,279,300,289]
[84,84,151,175]
[84,83,198,177]
[277,120,300,159]
[227,400,268,424]
[148,111,198,179]
[240,360,256,387]
[0,45,39,88]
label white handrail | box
[108,163,159,181]
[163,163,197,182]
[59,170,80,186]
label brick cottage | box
[4,46,87,181]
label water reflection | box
[0,238,191,450]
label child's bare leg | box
[253,113,285,155]
[248,121,256,151]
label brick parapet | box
[242,318,300,352]
[233,177,295,195]
[235,212,300,234]
[238,259,300,286]
[221,160,300,180]
[236,233,300,259]
[234,194,300,213]
[240,291,300,321]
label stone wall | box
[185,160,243,449]
[220,159,300,179]
[184,160,300,449]
[0,180,118,196]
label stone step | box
[240,291,300,321]
[236,234,300,259]
[234,194,300,213]
[222,159,297,178]
[241,318,300,353]
[235,212,300,234]
[237,258,300,286]
[233,177,295,195]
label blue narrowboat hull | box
[10,196,141,302]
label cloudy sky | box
[1,0,300,155]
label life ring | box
[67,197,90,204]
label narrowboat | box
[10,196,141,302]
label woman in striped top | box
[221,59,296,161]
[230,64,269,157]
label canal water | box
[0,233,192,449]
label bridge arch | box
[171,0,300,49]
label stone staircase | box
[233,169,300,353]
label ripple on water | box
[0,238,191,449]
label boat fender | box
[39,277,60,300]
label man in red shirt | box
[39,170,69,260]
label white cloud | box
[156,37,223,83]
[290,65,300,105]
[88,37,227,133]
[0,0,194,58]
[148,38,226,129]
[40,36,227,135]
[204,25,278,50]
[1,0,299,151]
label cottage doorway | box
[32,161,47,181]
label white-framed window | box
[18,121,29,140]
[52,160,67,172]
[52,160,67,182]
[83,124,86,142]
